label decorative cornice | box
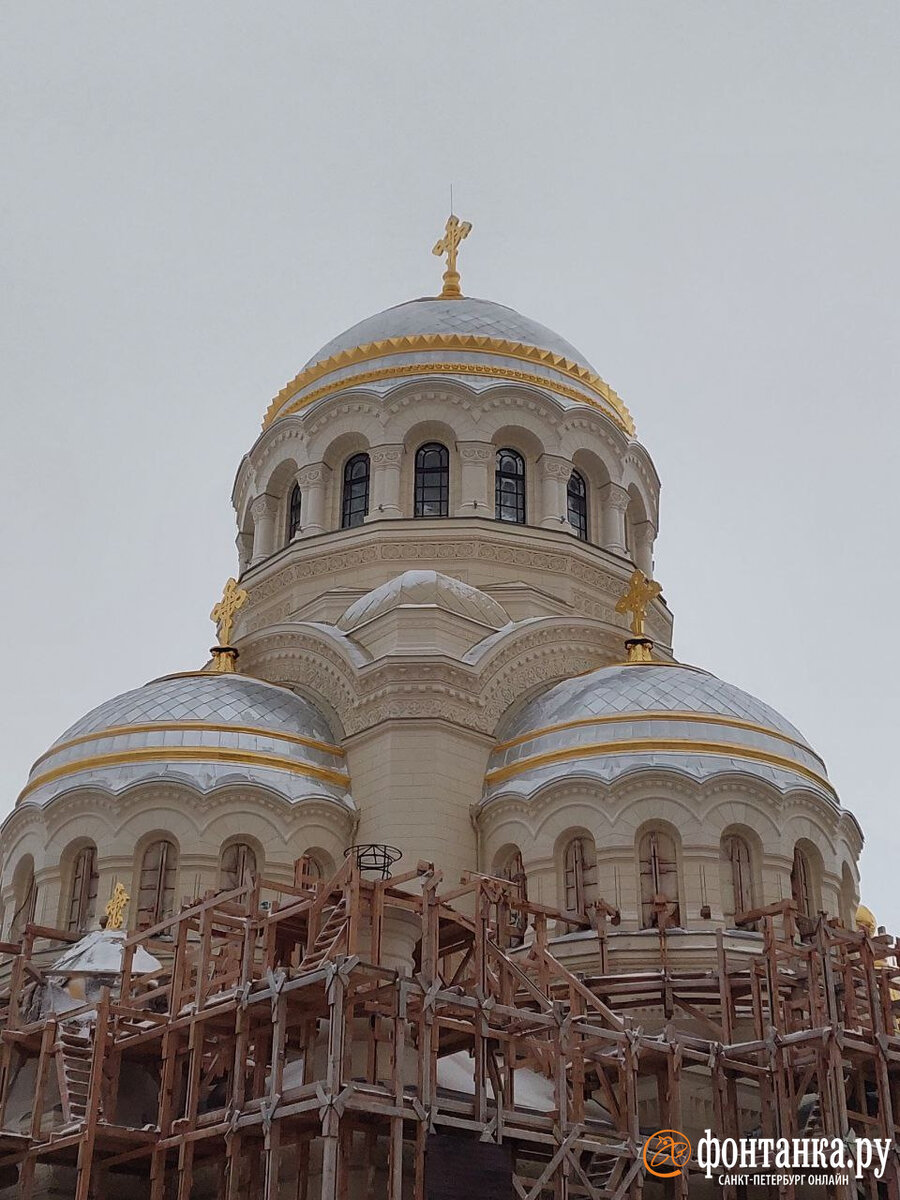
[263,334,635,435]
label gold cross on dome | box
[105,882,130,931]
[211,577,248,646]
[615,568,662,637]
[432,213,472,298]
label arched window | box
[495,448,526,524]
[563,836,597,914]
[414,443,449,518]
[638,830,681,929]
[287,484,302,539]
[495,848,528,946]
[341,453,370,529]
[791,846,814,919]
[137,840,178,931]
[219,842,257,891]
[720,834,754,926]
[9,858,37,942]
[566,471,588,541]
[66,845,99,933]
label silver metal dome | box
[264,296,634,435]
[484,662,834,804]
[20,672,350,808]
[304,297,596,373]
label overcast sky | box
[1,3,898,927]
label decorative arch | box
[791,838,824,923]
[566,469,588,541]
[341,452,370,529]
[495,447,526,525]
[414,442,450,518]
[492,843,528,947]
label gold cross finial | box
[105,882,130,931]
[616,568,662,639]
[211,577,248,647]
[432,213,472,298]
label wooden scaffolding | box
[0,856,897,1199]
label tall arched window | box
[66,845,99,933]
[566,470,588,541]
[638,830,681,929]
[563,835,597,914]
[137,840,178,931]
[341,453,370,529]
[495,448,526,524]
[414,443,449,517]
[220,842,258,891]
[720,834,754,926]
[287,484,302,539]
[791,845,813,918]
[9,857,37,942]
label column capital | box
[600,482,631,511]
[456,440,494,463]
[370,443,404,468]
[250,493,279,519]
[296,461,331,488]
[537,454,573,481]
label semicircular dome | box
[264,296,633,435]
[20,672,350,809]
[337,570,509,633]
[484,661,834,803]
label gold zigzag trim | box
[484,738,833,793]
[18,746,351,803]
[263,334,635,434]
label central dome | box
[264,296,634,434]
[304,297,597,373]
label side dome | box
[484,662,834,803]
[264,296,634,434]
[20,672,350,808]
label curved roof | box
[263,296,634,435]
[484,662,834,804]
[305,297,596,374]
[20,672,350,808]
[337,570,509,633]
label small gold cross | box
[432,213,472,298]
[211,577,248,646]
[615,568,662,638]
[105,882,130,931]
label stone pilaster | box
[295,462,331,537]
[537,454,572,529]
[455,441,494,516]
[366,445,404,521]
[632,520,656,577]
[249,494,279,564]
[600,483,630,556]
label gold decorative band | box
[484,737,833,793]
[19,746,351,803]
[263,334,635,435]
[494,710,823,765]
[30,720,344,772]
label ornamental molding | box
[250,493,279,519]
[264,333,635,435]
[370,445,404,467]
[537,456,572,480]
[457,442,494,462]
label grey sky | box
[2,3,898,925]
